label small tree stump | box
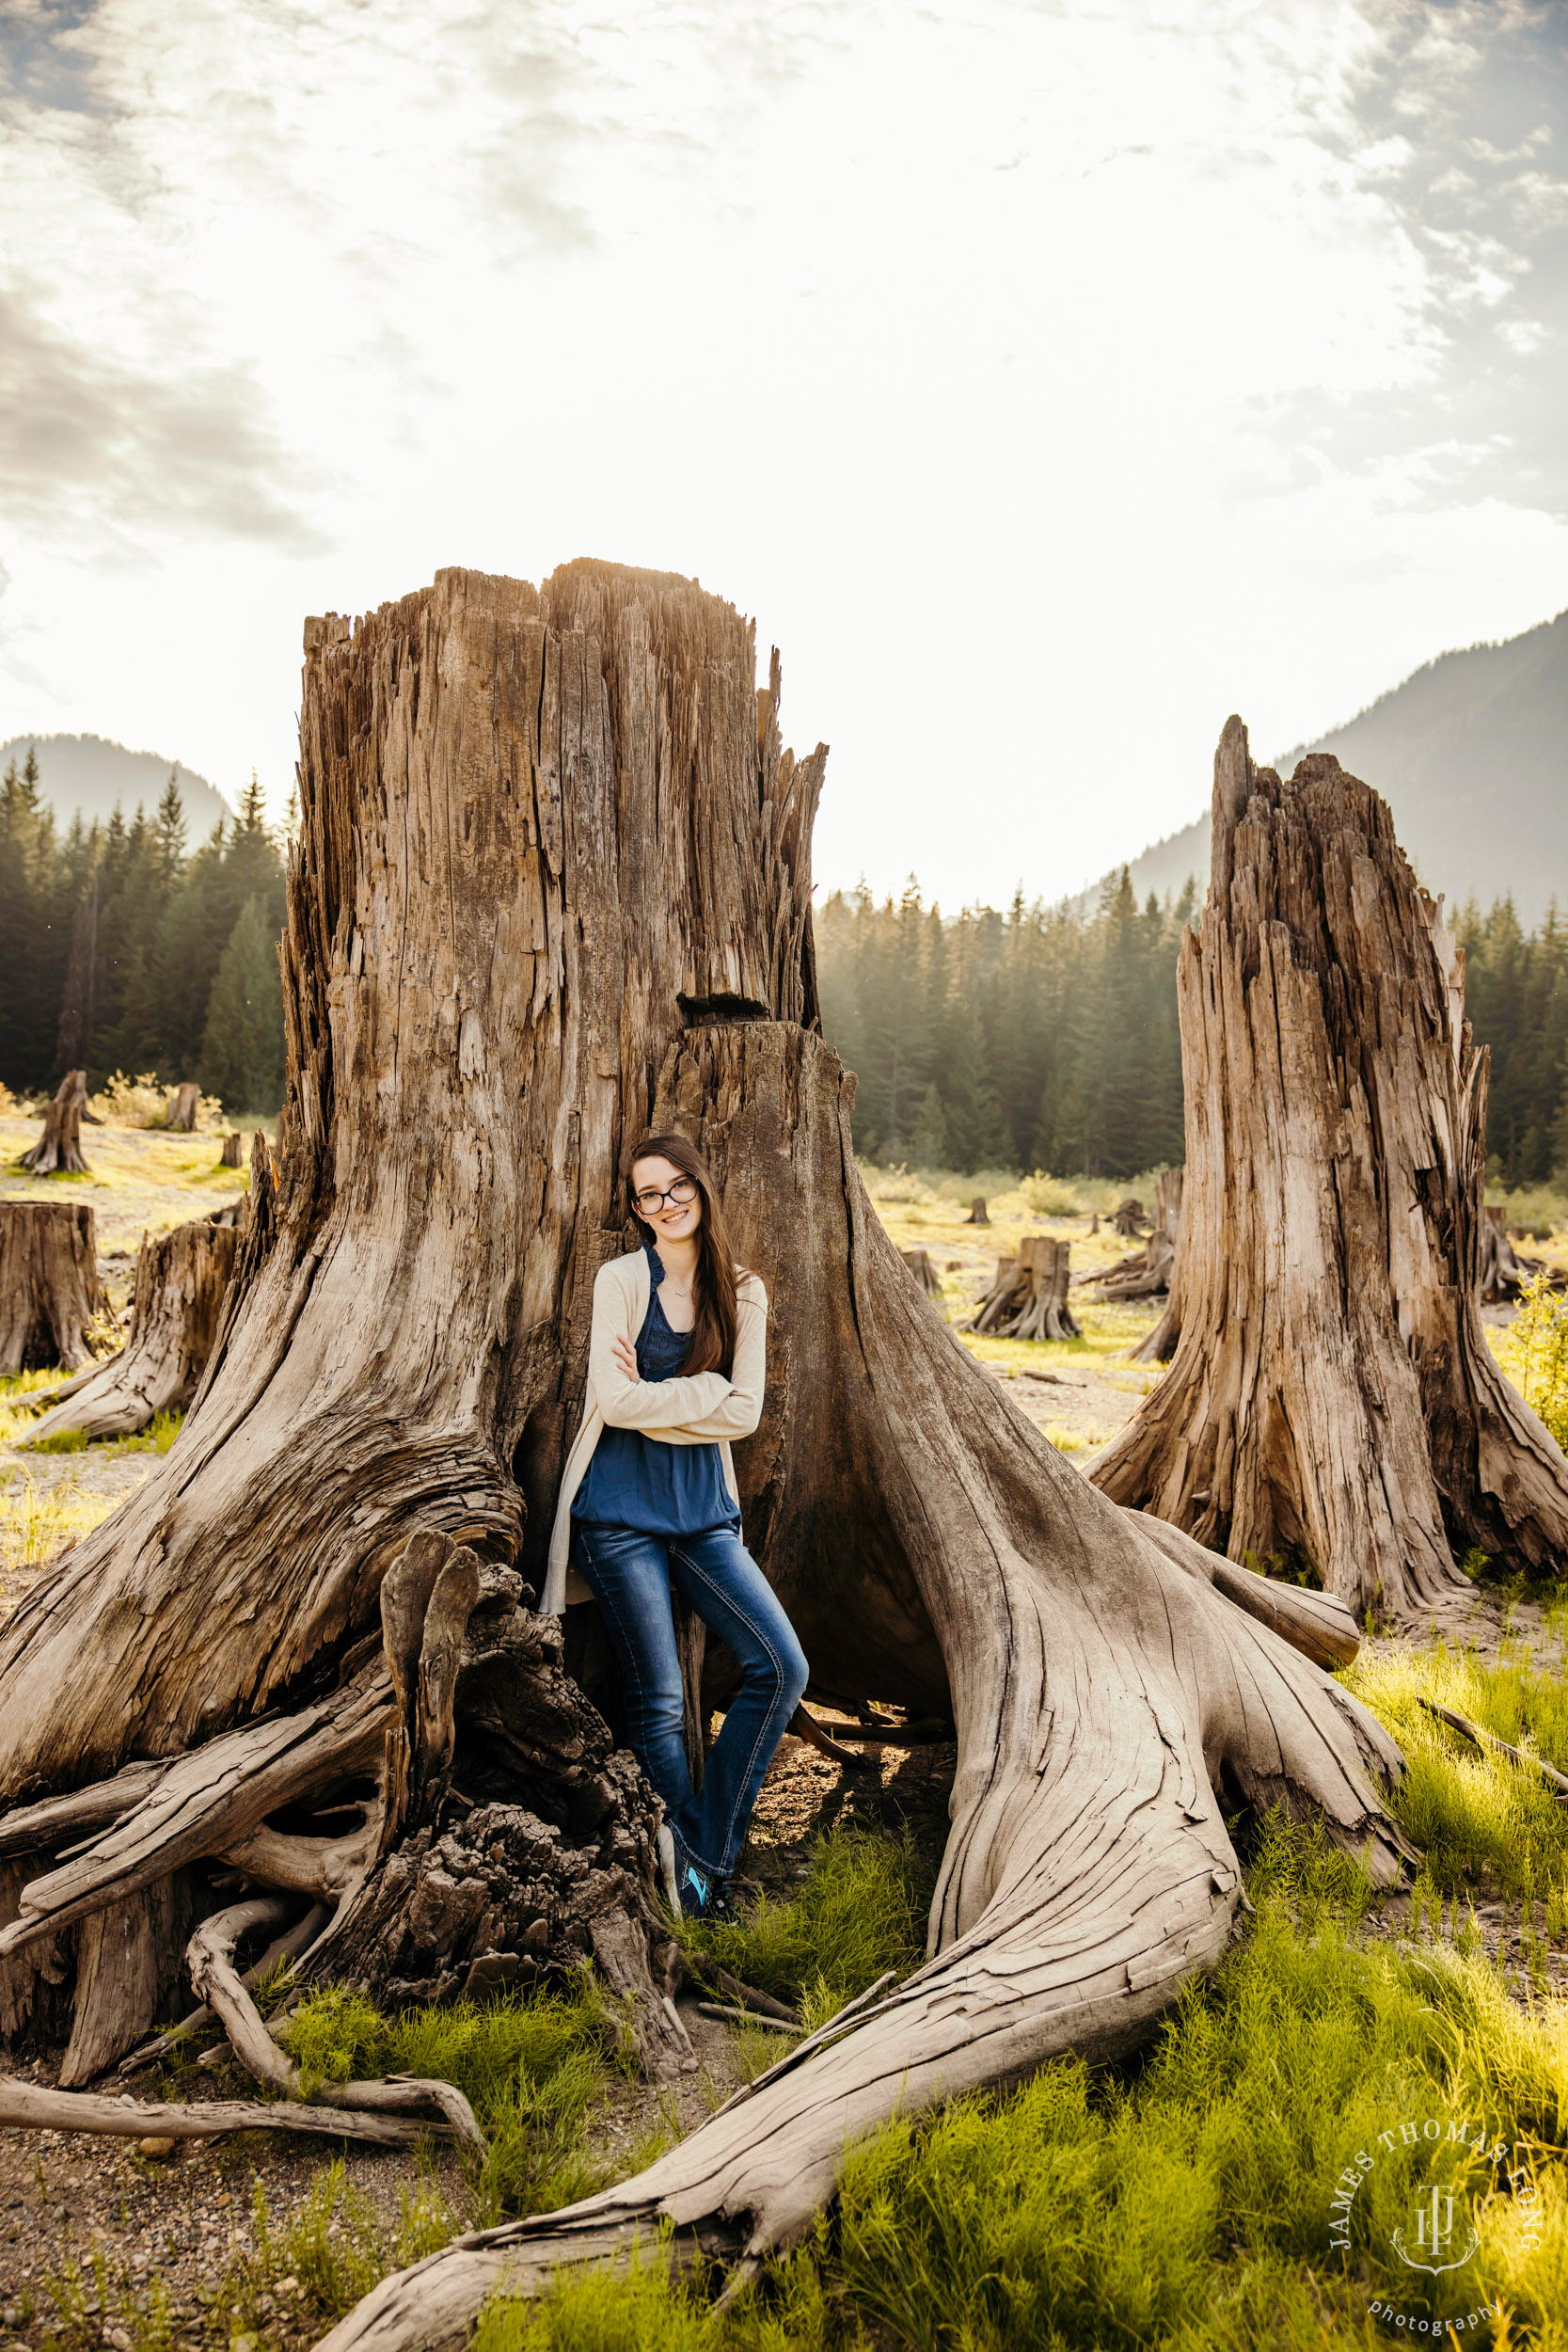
[966,1196,989,1225]
[1112,1197,1146,1238]
[218,1133,243,1168]
[18,1073,92,1177]
[900,1248,943,1298]
[0,1203,105,1373]
[965,1236,1079,1341]
[24,1215,239,1444]
[165,1084,200,1134]
[1478,1204,1537,1305]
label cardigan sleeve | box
[588,1261,736,1432]
[657,1279,768,1438]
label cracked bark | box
[1091,718,1568,1618]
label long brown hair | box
[626,1133,743,1377]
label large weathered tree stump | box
[18,1071,94,1176]
[23,1208,240,1444]
[1091,719,1568,1619]
[0,582,1412,2343]
[0,1202,105,1373]
[965,1235,1080,1340]
[218,1132,243,1169]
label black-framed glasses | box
[633,1174,698,1215]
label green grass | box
[1497,1271,1568,1453]
[277,1974,618,2223]
[1343,1635,1568,1907]
[476,1838,1568,2351]
[675,1824,925,2032]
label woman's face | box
[631,1154,704,1245]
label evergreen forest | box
[0,747,288,1116]
[816,872,1568,1184]
[4,738,1565,1178]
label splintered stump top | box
[1092,719,1568,1615]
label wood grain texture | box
[1091,718,1568,1617]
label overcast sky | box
[2,0,1565,907]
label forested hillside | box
[0,731,233,841]
[817,873,1568,1185]
[0,747,287,1115]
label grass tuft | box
[675,1823,924,2029]
[278,1973,621,2221]
[1343,1636,1568,1901]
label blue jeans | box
[573,1520,808,1883]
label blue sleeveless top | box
[572,1242,738,1539]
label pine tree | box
[199,896,286,1114]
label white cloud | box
[1,0,1565,903]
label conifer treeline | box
[816,870,1193,1178]
[816,874,1568,1184]
[0,750,288,1114]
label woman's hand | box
[612,1333,641,1384]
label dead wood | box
[1112,1196,1146,1237]
[219,1132,243,1168]
[0,2076,440,2146]
[0,1201,105,1373]
[1417,1696,1568,1797]
[18,1070,92,1176]
[1478,1204,1540,1305]
[964,1235,1079,1340]
[165,1082,200,1133]
[899,1247,943,1297]
[1129,1167,1185,1363]
[189,1898,486,2144]
[1091,721,1568,1619]
[965,1196,989,1225]
[0,574,1419,2340]
[24,1213,238,1444]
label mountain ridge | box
[1108,607,1568,925]
[1,732,237,839]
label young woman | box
[543,1135,808,1917]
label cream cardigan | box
[542,1248,768,1613]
